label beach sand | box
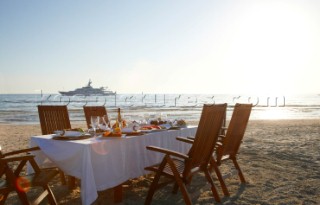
[0,119,319,204]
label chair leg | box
[68,176,76,189]
[232,157,246,183]
[172,174,193,194]
[145,158,168,205]
[59,170,66,185]
[166,157,192,205]
[15,190,30,205]
[203,168,221,203]
[0,193,9,205]
[43,185,58,205]
[114,184,123,203]
[210,159,230,196]
[172,182,179,194]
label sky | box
[1,0,320,95]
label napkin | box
[122,127,134,133]
[62,131,84,137]
[160,124,171,129]
[52,131,91,140]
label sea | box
[0,93,319,125]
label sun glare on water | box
[256,107,290,120]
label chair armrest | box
[0,155,35,163]
[2,147,40,157]
[187,136,195,140]
[146,146,189,160]
[176,137,194,144]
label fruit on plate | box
[153,125,162,129]
[141,125,162,130]
[122,120,127,127]
[140,126,151,130]
[103,130,112,137]
[112,127,122,136]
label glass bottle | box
[117,108,122,128]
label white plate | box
[53,131,86,137]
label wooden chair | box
[37,105,71,135]
[212,103,253,186]
[83,106,108,129]
[37,105,71,185]
[144,103,227,205]
[0,146,58,205]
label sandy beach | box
[0,119,319,204]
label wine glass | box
[143,113,150,124]
[90,116,99,136]
[108,114,115,129]
[160,113,168,123]
[100,115,111,129]
[123,114,132,127]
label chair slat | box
[38,105,71,134]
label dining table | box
[29,126,197,205]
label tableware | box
[62,131,84,137]
[98,115,110,130]
[90,116,99,136]
[160,113,168,121]
[53,130,64,136]
[52,131,92,140]
[159,123,171,129]
[143,113,150,124]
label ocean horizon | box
[0,93,319,125]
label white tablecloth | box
[30,127,196,205]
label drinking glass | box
[143,113,150,124]
[90,116,99,136]
[100,115,110,129]
[108,114,115,129]
[160,113,168,123]
[123,114,132,127]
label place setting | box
[139,116,188,132]
[52,128,92,140]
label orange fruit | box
[103,130,111,137]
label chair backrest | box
[187,103,227,170]
[83,106,108,128]
[38,105,72,134]
[219,103,252,158]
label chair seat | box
[145,158,185,177]
[0,170,58,195]
[27,169,59,186]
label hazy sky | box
[1,0,319,95]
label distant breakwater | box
[35,93,287,108]
[1,94,319,124]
